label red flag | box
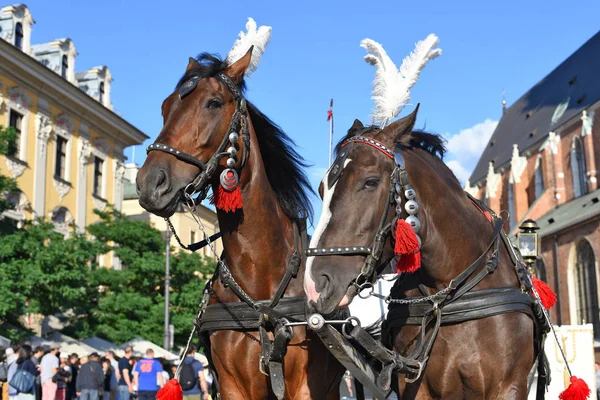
[327,109,333,121]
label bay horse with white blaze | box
[137,49,344,399]
[305,106,548,399]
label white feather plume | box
[226,17,272,77]
[361,34,442,127]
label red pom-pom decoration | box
[394,219,421,273]
[210,184,243,213]
[157,378,183,400]
[559,376,591,400]
[532,276,557,310]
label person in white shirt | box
[40,347,59,400]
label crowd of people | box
[1,344,213,400]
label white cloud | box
[444,119,498,184]
[445,160,471,183]
[446,119,498,159]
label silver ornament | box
[405,200,419,215]
[227,146,237,156]
[226,158,236,168]
[405,188,416,200]
[229,132,239,143]
[405,215,421,233]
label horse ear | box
[225,46,254,84]
[381,104,420,144]
[350,119,364,131]
[186,57,200,73]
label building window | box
[93,157,104,197]
[508,183,515,229]
[99,82,105,104]
[8,109,23,158]
[571,136,587,198]
[574,240,600,337]
[51,206,73,236]
[534,156,544,199]
[55,136,67,179]
[61,55,68,79]
[190,230,196,244]
[14,22,23,50]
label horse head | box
[305,105,491,314]
[136,49,253,217]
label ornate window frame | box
[49,206,74,237]
[2,87,32,178]
[91,138,109,211]
[2,190,30,228]
[571,135,587,198]
[534,155,545,199]
[52,114,75,201]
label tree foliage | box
[0,126,18,218]
[0,205,216,348]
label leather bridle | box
[306,134,416,300]
[146,72,250,200]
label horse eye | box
[207,99,222,109]
[364,178,379,189]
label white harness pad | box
[349,274,398,328]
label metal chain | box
[358,282,451,305]
[166,217,189,250]
[174,276,214,380]
[386,286,451,304]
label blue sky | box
[19,0,600,222]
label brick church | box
[466,31,600,340]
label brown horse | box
[304,107,539,399]
[137,50,344,399]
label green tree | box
[68,207,216,348]
[0,126,19,233]
[0,221,102,340]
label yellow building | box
[121,164,223,259]
[0,4,147,234]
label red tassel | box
[394,219,421,273]
[210,185,243,213]
[532,277,557,310]
[559,376,591,400]
[394,219,420,255]
[157,378,183,400]
[396,252,421,274]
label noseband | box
[146,72,251,200]
[307,135,421,299]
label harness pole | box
[328,99,334,166]
[164,228,171,351]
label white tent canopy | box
[0,335,11,348]
[83,336,124,357]
[29,332,100,356]
[120,338,178,361]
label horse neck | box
[408,152,516,290]
[215,120,298,299]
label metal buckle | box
[404,361,424,383]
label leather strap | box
[198,296,307,332]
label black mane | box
[334,124,446,159]
[177,53,314,222]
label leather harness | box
[306,134,550,392]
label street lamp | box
[518,219,540,276]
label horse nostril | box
[155,169,170,195]
[317,272,333,295]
